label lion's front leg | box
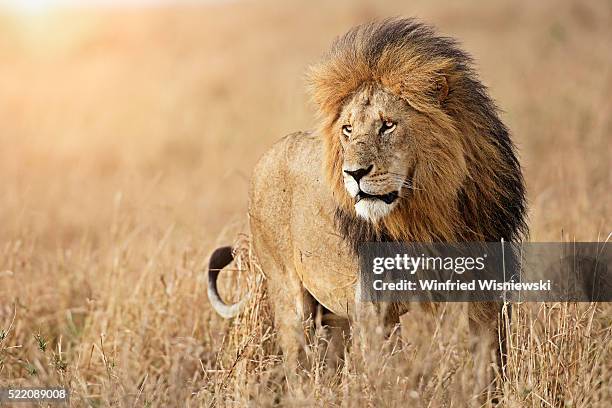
[352,278,401,363]
[468,302,507,405]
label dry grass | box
[0,0,610,406]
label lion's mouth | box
[355,191,399,205]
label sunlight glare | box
[2,0,57,15]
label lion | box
[207,18,527,398]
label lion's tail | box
[207,246,248,319]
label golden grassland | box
[0,0,610,406]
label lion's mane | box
[308,18,527,248]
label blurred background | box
[0,0,609,248]
[0,0,610,404]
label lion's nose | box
[343,164,373,183]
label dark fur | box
[311,18,528,248]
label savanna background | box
[0,0,610,406]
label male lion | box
[208,18,527,397]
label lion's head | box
[309,18,527,248]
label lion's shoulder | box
[248,130,326,222]
[251,130,321,186]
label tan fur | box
[209,19,527,401]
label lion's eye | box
[342,125,352,137]
[380,120,396,135]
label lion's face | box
[338,85,420,222]
[310,18,526,244]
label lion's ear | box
[435,75,449,102]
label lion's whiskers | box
[385,173,422,192]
